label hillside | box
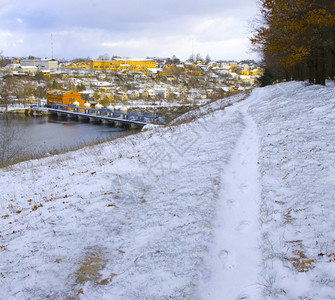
[0,82,334,299]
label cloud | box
[0,0,11,13]
[101,40,145,49]
[0,0,259,60]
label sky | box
[0,0,260,61]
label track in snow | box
[197,96,262,299]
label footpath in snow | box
[196,92,262,299]
[1,82,335,299]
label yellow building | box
[157,69,168,76]
[90,58,157,72]
[184,62,195,69]
[241,69,250,76]
[251,69,261,76]
[42,70,51,77]
[188,70,202,76]
[47,90,84,107]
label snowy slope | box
[248,82,335,299]
[169,92,248,125]
[0,82,335,299]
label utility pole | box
[51,33,54,59]
[192,38,194,62]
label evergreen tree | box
[258,68,275,86]
[52,79,58,89]
[76,83,86,91]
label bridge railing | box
[47,104,160,124]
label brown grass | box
[75,249,108,284]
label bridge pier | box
[101,119,110,125]
[90,117,102,124]
[58,112,68,118]
[130,123,141,129]
[45,104,152,127]
[68,114,79,120]
[78,116,90,122]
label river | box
[0,113,138,166]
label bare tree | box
[0,51,9,68]
[0,81,11,112]
[188,54,195,63]
[0,117,24,167]
[195,53,203,63]
[98,53,110,61]
[205,54,211,65]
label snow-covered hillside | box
[0,82,334,299]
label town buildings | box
[20,59,58,70]
[46,90,84,107]
[89,58,157,72]
[1,56,262,112]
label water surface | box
[0,113,137,165]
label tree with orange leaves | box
[251,0,335,85]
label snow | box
[248,82,335,299]
[1,81,335,299]
[199,92,261,299]
[169,92,247,125]
[195,93,262,299]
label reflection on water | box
[0,113,138,164]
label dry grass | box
[75,248,108,284]
[169,90,251,126]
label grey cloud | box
[0,0,259,60]
[2,0,253,31]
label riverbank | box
[0,103,37,113]
[1,82,335,299]
[0,113,138,168]
[0,96,231,168]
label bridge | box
[32,104,160,127]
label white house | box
[18,66,38,74]
[20,58,58,70]
[155,88,170,99]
